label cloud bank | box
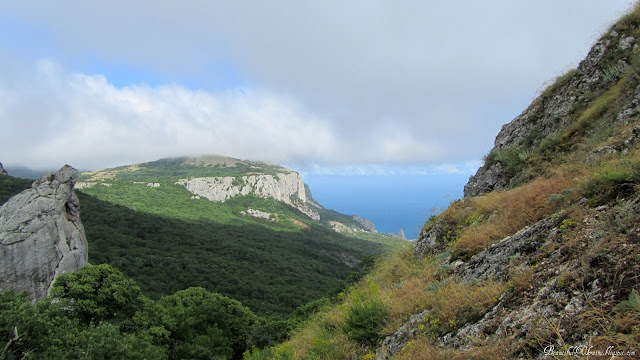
[0,1,633,171]
[1,60,446,170]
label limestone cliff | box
[176,171,320,220]
[0,165,88,299]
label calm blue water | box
[303,174,469,239]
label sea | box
[302,173,470,240]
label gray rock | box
[619,36,635,50]
[623,124,640,153]
[0,162,6,176]
[464,162,508,198]
[352,215,377,232]
[0,165,88,299]
[455,214,562,283]
[464,33,617,198]
[375,310,429,360]
[414,219,445,256]
[586,146,618,163]
[175,172,321,220]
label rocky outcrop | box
[0,162,7,176]
[465,28,638,197]
[414,219,445,256]
[177,172,320,220]
[376,310,429,360]
[353,215,376,232]
[392,13,640,358]
[304,183,323,209]
[454,214,563,283]
[0,165,88,299]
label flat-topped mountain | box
[77,155,372,232]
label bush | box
[582,160,640,205]
[482,147,529,179]
[342,291,387,346]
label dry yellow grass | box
[453,175,576,258]
[397,338,509,360]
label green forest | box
[1,264,298,359]
[77,190,384,314]
[0,172,394,358]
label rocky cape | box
[0,165,88,299]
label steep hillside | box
[247,5,640,359]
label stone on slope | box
[0,165,88,299]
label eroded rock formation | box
[0,165,88,299]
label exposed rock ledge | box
[176,172,320,220]
[0,165,88,299]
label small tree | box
[50,264,146,325]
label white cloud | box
[1,59,450,170]
[0,1,634,170]
[0,60,339,169]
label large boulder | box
[0,165,88,299]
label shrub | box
[342,291,387,346]
[582,160,640,205]
[482,147,529,179]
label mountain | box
[68,155,399,315]
[77,155,376,234]
[248,5,640,359]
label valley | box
[2,2,640,359]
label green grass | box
[541,68,577,99]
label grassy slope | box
[246,5,640,359]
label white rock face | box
[241,208,272,220]
[0,166,88,299]
[176,172,320,220]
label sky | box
[0,1,634,173]
[0,2,636,236]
